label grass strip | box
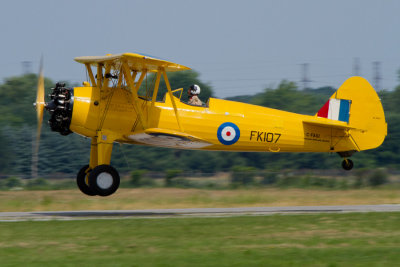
[0,212,399,266]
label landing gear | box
[342,159,354,171]
[76,165,97,196]
[88,165,120,197]
[77,135,120,196]
[76,164,120,196]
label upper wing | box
[74,53,190,72]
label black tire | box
[88,165,120,197]
[342,159,354,171]
[76,165,97,196]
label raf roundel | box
[217,122,240,145]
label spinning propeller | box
[32,57,46,178]
[34,57,45,148]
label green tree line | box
[0,71,399,177]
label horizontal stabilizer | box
[303,117,360,131]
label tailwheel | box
[88,165,120,197]
[342,159,354,171]
[76,165,97,196]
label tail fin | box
[316,76,387,151]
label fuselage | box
[68,85,353,153]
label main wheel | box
[88,165,120,197]
[76,165,97,196]
[342,159,354,171]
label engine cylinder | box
[46,82,74,135]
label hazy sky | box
[1,0,399,97]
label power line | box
[373,61,382,90]
[353,57,361,76]
[301,63,311,90]
[21,61,32,74]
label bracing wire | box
[119,143,132,171]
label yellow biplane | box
[34,53,387,196]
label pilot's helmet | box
[189,84,201,95]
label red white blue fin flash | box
[317,98,351,123]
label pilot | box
[188,84,202,106]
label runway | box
[1,204,400,221]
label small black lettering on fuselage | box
[304,132,329,143]
[306,132,321,138]
[250,131,281,143]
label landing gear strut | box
[342,158,354,171]
[76,134,120,196]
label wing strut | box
[85,63,97,87]
[97,63,103,89]
[121,61,147,129]
[149,71,162,124]
[162,68,184,132]
[97,64,113,130]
